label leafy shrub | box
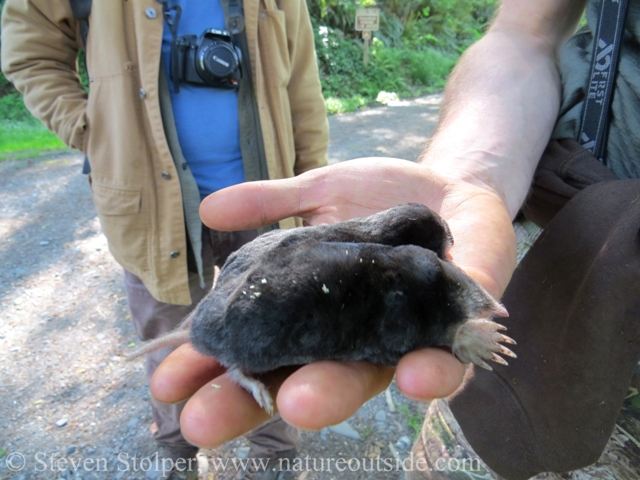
[307,0,361,33]
[401,0,496,52]
[311,0,496,53]
[0,91,39,124]
[310,0,494,113]
[314,21,457,113]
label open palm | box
[150,158,517,448]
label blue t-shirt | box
[162,0,244,198]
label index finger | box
[199,158,448,231]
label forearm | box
[422,0,586,219]
[421,30,561,219]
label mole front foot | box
[227,368,275,416]
[452,319,517,371]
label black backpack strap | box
[578,0,629,162]
[69,0,92,174]
[69,0,92,48]
[225,0,245,34]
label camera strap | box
[221,0,245,34]
[578,0,629,162]
[221,0,272,228]
[159,0,183,92]
[69,0,91,48]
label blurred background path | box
[0,92,442,480]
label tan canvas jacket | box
[1,0,329,305]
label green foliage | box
[0,41,86,153]
[0,69,15,97]
[315,23,457,114]
[311,0,495,113]
[308,0,360,33]
[398,404,424,441]
[0,74,70,157]
[310,0,496,53]
[400,0,496,53]
[77,51,90,91]
[325,96,368,115]
[0,91,39,124]
[0,81,70,157]
[0,122,66,160]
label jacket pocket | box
[91,182,149,270]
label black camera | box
[173,29,242,89]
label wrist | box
[420,150,528,220]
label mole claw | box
[477,359,493,371]
[500,345,517,358]
[227,368,275,416]
[500,334,517,345]
[452,319,516,368]
[262,397,275,417]
[491,353,509,366]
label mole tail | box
[126,329,191,361]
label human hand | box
[150,157,517,447]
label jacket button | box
[145,7,157,19]
[161,171,171,180]
[170,251,180,258]
[139,88,147,99]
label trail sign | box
[355,8,379,66]
[355,8,380,31]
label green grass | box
[0,121,67,160]
[398,404,424,441]
[325,95,369,115]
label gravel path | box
[0,93,442,480]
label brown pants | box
[125,227,299,455]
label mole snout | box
[130,203,515,415]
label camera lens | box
[199,43,238,80]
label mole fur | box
[189,203,506,374]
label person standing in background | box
[1,1,329,478]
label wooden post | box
[355,8,379,67]
[362,30,371,66]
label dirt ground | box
[0,93,443,480]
